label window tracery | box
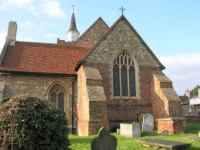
[113,51,136,97]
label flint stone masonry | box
[0,82,5,99]
[75,18,109,47]
[86,20,160,67]
[91,127,117,150]
[142,113,154,132]
[0,74,77,128]
[120,122,141,138]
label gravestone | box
[142,113,154,132]
[136,139,191,149]
[132,122,141,137]
[199,132,200,137]
[162,130,169,136]
[120,122,141,138]
[138,112,145,126]
[117,129,120,134]
[91,127,117,150]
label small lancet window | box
[113,51,136,97]
[49,84,66,112]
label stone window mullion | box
[127,66,130,97]
[119,60,122,97]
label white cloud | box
[44,33,58,38]
[0,0,66,19]
[0,0,35,9]
[160,53,200,95]
[40,1,66,19]
[28,6,40,15]
[0,32,7,53]
[109,12,116,17]
[20,21,37,30]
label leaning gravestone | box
[142,113,154,132]
[91,127,117,150]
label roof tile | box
[0,41,91,75]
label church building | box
[0,9,186,136]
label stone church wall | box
[81,62,162,131]
[0,73,77,131]
[77,18,184,135]
[74,18,109,47]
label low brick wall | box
[156,117,186,135]
[185,116,200,123]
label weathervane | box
[72,5,74,11]
[119,7,125,15]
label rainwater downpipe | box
[71,79,76,134]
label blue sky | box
[0,0,200,95]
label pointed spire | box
[67,7,80,42]
[68,9,78,32]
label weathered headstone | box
[132,122,141,137]
[91,127,117,150]
[120,122,141,138]
[162,130,169,136]
[138,112,145,126]
[199,132,200,137]
[142,113,154,132]
[117,128,120,134]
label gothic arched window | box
[49,84,67,112]
[113,51,136,97]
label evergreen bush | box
[0,94,69,150]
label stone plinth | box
[120,122,141,138]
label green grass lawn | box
[69,122,200,150]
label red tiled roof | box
[179,96,189,102]
[0,41,92,75]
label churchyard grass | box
[69,122,200,150]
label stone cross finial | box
[91,127,117,150]
[119,7,125,15]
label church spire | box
[68,9,78,32]
[67,7,80,42]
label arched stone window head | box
[113,51,137,98]
[48,84,67,114]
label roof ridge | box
[74,15,165,71]
[16,41,92,48]
[73,17,109,45]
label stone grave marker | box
[132,122,141,137]
[162,130,169,136]
[117,128,120,134]
[142,113,154,132]
[91,127,117,150]
[138,112,145,126]
[120,122,141,138]
[136,139,191,149]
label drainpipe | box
[72,79,76,134]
